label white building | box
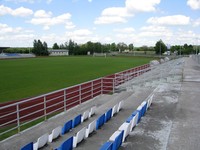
[49,49,69,56]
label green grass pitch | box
[0,56,153,103]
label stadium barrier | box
[0,64,150,138]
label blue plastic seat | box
[112,130,124,150]
[99,141,113,150]
[56,136,73,150]
[62,120,73,135]
[21,142,33,150]
[72,114,82,128]
[132,110,139,124]
[96,114,105,130]
[105,108,112,122]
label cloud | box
[139,25,173,37]
[34,10,52,18]
[66,29,92,37]
[114,27,135,33]
[126,0,160,13]
[0,5,33,17]
[65,22,76,29]
[0,23,35,47]
[94,0,160,25]
[147,15,190,26]
[187,0,200,10]
[0,23,22,34]
[65,29,94,43]
[94,7,130,24]
[94,16,127,24]
[102,7,132,17]
[30,10,74,30]
[193,18,200,26]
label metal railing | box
[0,64,150,138]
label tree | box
[117,42,127,52]
[155,40,167,55]
[110,43,117,51]
[32,39,49,56]
[128,43,134,51]
[59,44,65,49]
[52,43,60,49]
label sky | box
[0,0,200,47]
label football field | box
[0,56,153,103]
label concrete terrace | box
[0,56,200,150]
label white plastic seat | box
[132,111,139,126]
[147,94,154,109]
[129,116,135,132]
[89,106,96,117]
[109,130,121,142]
[111,104,118,117]
[81,110,90,122]
[117,101,124,112]
[141,101,147,116]
[48,126,62,143]
[85,120,96,138]
[118,122,131,142]
[33,133,49,150]
[73,127,86,148]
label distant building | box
[48,49,69,56]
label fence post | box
[113,78,115,93]
[101,78,103,94]
[64,89,67,112]
[79,85,81,104]
[16,104,20,133]
[44,96,47,121]
[91,81,93,98]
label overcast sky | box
[0,0,200,47]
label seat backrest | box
[148,94,154,108]
[118,122,131,142]
[99,141,113,150]
[62,120,72,135]
[21,142,33,150]
[76,127,86,144]
[105,108,112,122]
[96,114,105,130]
[112,130,124,150]
[111,104,118,117]
[89,106,96,117]
[72,114,82,128]
[87,119,96,136]
[136,105,143,122]
[37,133,49,149]
[81,110,90,122]
[117,101,124,112]
[50,126,62,142]
[58,136,73,150]
[132,110,139,124]
[141,101,147,116]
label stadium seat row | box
[20,106,97,150]
[100,94,154,150]
[55,100,124,150]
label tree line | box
[2,39,198,56]
[51,40,135,55]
